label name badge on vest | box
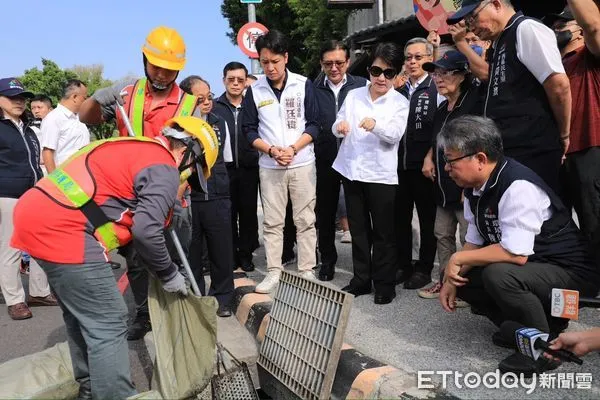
[483,206,501,242]
[212,124,223,147]
[258,99,275,108]
[414,92,431,131]
[491,44,508,97]
[284,93,302,131]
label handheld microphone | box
[499,321,583,365]
[550,288,600,320]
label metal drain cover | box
[258,271,353,399]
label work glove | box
[92,86,124,106]
[161,271,189,297]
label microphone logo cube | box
[516,328,549,360]
[551,288,579,320]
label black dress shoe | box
[395,269,412,284]
[403,272,432,289]
[341,284,371,297]
[492,331,517,349]
[240,261,255,272]
[217,304,232,318]
[318,263,335,281]
[374,293,396,305]
[127,314,151,341]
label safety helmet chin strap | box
[142,55,179,92]
[178,142,196,172]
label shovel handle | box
[115,101,137,138]
[169,228,202,296]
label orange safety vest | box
[118,78,197,137]
[35,137,176,252]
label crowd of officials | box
[1,0,600,390]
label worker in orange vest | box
[79,26,201,339]
[11,116,218,399]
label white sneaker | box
[299,271,317,282]
[340,231,352,243]
[255,272,281,294]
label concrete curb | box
[231,274,456,399]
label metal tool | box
[115,100,202,296]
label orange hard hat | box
[142,26,186,71]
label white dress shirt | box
[41,104,90,165]
[515,19,565,84]
[464,179,552,256]
[331,85,409,185]
[325,75,347,99]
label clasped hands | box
[336,118,376,136]
[269,145,296,166]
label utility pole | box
[248,3,260,74]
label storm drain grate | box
[258,271,353,400]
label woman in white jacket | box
[332,42,410,305]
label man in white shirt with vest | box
[242,30,320,293]
[41,79,90,172]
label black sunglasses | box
[367,66,397,80]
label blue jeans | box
[36,259,136,400]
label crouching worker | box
[10,116,218,399]
[437,115,600,376]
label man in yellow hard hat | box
[11,116,218,399]
[79,26,203,340]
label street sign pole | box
[247,3,260,74]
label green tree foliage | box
[221,0,350,78]
[20,59,77,107]
[20,59,117,140]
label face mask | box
[470,45,484,57]
[555,30,573,50]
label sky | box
[1,0,252,94]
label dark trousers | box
[510,150,563,198]
[316,159,341,267]
[457,262,598,333]
[563,147,600,264]
[283,198,296,261]
[190,199,235,305]
[228,166,260,265]
[396,169,437,275]
[39,260,136,399]
[343,179,397,296]
[126,206,192,317]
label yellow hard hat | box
[164,116,219,193]
[142,26,186,71]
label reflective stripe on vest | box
[38,137,172,252]
[129,78,198,136]
[47,169,121,251]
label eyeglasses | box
[197,93,214,104]
[465,0,492,26]
[405,54,430,62]
[367,65,397,79]
[226,77,246,84]
[443,152,477,166]
[322,60,347,69]
[431,69,462,79]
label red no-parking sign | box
[237,22,268,59]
